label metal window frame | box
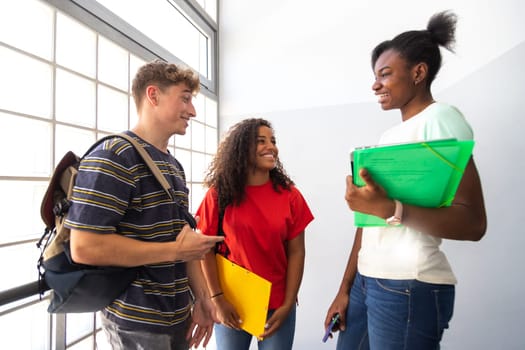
[0,1,219,349]
[44,0,218,97]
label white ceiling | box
[219,0,525,115]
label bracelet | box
[210,292,224,299]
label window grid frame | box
[0,0,219,349]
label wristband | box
[386,199,403,226]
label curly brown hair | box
[204,118,294,209]
[131,59,200,111]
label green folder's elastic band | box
[422,142,464,173]
[422,142,463,207]
[439,197,454,207]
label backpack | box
[37,133,196,313]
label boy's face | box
[155,83,196,135]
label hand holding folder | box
[350,138,474,227]
[215,254,272,337]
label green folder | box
[351,138,474,227]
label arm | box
[260,231,306,339]
[70,224,224,267]
[324,227,362,332]
[346,158,487,241]
[200,250,242,329]
[185,259,217,349]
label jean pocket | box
[373,278,411,296]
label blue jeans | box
[214,304,296,350]
[337,272,455,350]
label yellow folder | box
[351,138,474,227]
[215,254,272,337]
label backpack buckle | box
[53,198,71,217]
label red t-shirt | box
[196,181,314,309]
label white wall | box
[218,1,525,349]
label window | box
[0,0,218,348]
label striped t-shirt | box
[65,131,192,333]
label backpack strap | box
[77,133,171,199]
[215,193,230,257]
[115,133,196,229]
[116,133,173,201]
[76,132,195,228]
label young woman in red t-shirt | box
[196,118,314,350]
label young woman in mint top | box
[325,11,487,350]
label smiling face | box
[372,49,435,121]
[372,49,418,112]
[253,125,278,173]
[155,83,196,135]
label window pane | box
[56,13,96,78]
[207,0,218,22]
[191,152,206,182]
[193,94,205,123]
[0,47,53,118]
[96,0,205,75]
[129,54,147,92]
[175,122,191,149]
[205,125,217,154]
[174,22,202,75]
[205,154,213,173]
[0,180,47,244]
[205,97,217,127]
[0,0,54,60]
[175,148,192,182]
[195,0,217,22]
[0,242,43,290]
[190,182,206,214]
[199,32,209,78]
[129,98,138,129]
[0,301,50,349]
[191,122,205,153]
[97,85,129,133]
[128,55,146,128]
[55,125,96,162]
[66,313,95,346]
[98,36,129,90]
[55,68,96,127]
[0,113,52,176]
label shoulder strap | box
[116,133,196,229]
[218,195,225,235]
[82,133,195,228]
[81,133,174,201]
[116,133,173,201]
[215,194,230,257]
